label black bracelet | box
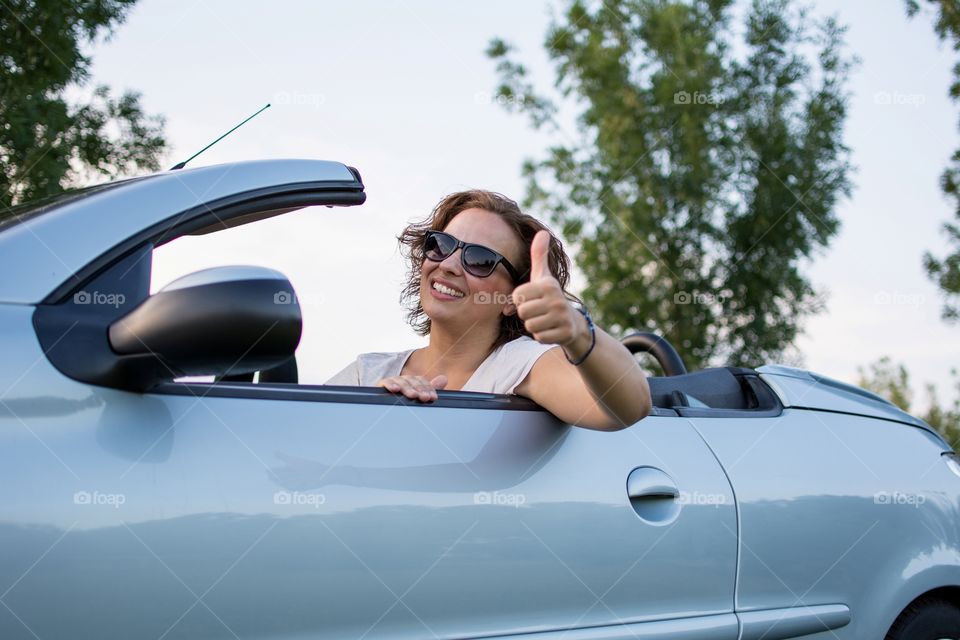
[565,305,596,366]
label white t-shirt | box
[325,336,559,395]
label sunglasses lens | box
[424,232,455,261]
[462,245,498,277]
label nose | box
[437,248,463,275]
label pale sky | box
[81,0,958,408]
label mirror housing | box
[109,266,302,382]
[34,263,302,392]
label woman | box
[326,190,651,431]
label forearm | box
[563,322,652,429]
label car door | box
[0,372,740,639]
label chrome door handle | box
[627,467,679,500]
[626,467,681,524]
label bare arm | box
[511,230,651,431]
[514,319,651,431]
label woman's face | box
[419,208,525,334]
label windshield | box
[0,177,148,233]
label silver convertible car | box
[0,159,959,640]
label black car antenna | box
[169,103,271,170]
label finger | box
[389,377,422,400]
[412,376,437,401]
[381,376,437,401]
[524,314,563,336]
[413,376,435,391]
[511,281,545,306]
[430,374,448,390]
[377,377,402,393]
[516,297,551,321]
[529,229,551,281]
[397,379,421,399]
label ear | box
[502,291,518,316]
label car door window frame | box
[151,380,683,417]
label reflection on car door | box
[1,386,739,639]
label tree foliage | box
[858,357,960,448]
[488,0,854,369]
[907,0,960,323]
[0,0,165,213]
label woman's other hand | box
[377,374,448,402]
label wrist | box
[563,305,595,365]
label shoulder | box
[468,337,559,395]
[493,335,556,358]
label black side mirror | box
[35,264,302,392]
[109,265,301,382]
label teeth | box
[432,281,464,297]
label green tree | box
[858,356,960,448]
[0,0,165,213]
[488,0,853,369]
[906,0,960,322]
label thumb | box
[529,230,551,281]
[430,374,448,390]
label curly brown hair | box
[398,189,581,350]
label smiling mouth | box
[432,281,465,298]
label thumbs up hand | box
[512,230,589,352]
[528,227,552,282]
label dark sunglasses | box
[423,230,524,282]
